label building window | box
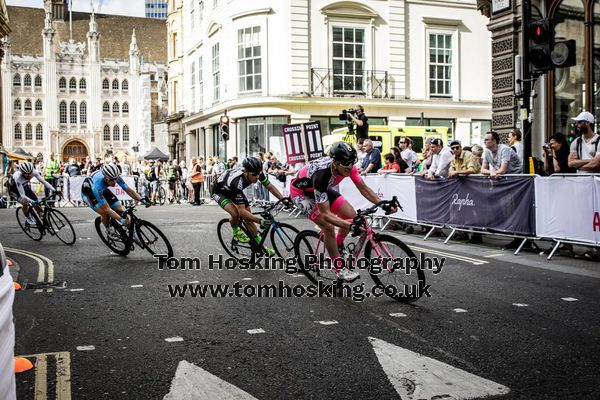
[80,102,87,124]
[198,56,204,109]
[35,99,43,111]
[190,61,195,111]
[25,124,32,141]
[151,128,155,142]
[122,102,129,114]
[103,125,111,141]
[428,33,452,98]
[79,78,87,91]
[24,74,32,87]
[237,116,289,159]
[59,77,67,90]
[24,99,32,113]
[69,77,77,91]
[213,0,217,9]
[13,74,21,87]
[113,101,120,114]
[332,27,365,93]
[238,26,262,92]
[212,43,220,102]
[123,125,130,141]
[103,78,109,90]
[14,124,22,140]
[113,125,120,141]
[60,101,67,124]
[36,124,43,141]
[171,32,178,58]
[122,79,128,92]
[13,99,21,111]
[70,101,78,124]
[35,75,42,88]
[112,79,119,91]
[103,101,110,113]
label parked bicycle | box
[95,202,173,257]
[217,199,299,262]
[293,197,425,303]
[15,193,76,245]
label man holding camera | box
[349,105,369,140]
[568,111,600,173]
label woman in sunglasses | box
[290,142,396,282]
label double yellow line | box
[17,352,71,400]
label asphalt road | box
[1,204,598,400]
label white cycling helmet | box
[102,164,120,180]
[19,162,34,174]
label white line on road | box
[247,329,265,334]
[69,289,84,292]
[131,285,144,288]
[315,320,338,325]
[484,253,505,258]
[165,337,184,343]
[389,313,407,318]
[452,308,468,313]
[411,246,488,265]
[76,345,95,351]
[512,303,528,307]
[562,297,578,302]
[187,281,200,284]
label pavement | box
[0,204,598,400]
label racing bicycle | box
[293,197,426,303]
[95,202,173,258]
[217,199,299,263]
[15,193,76,245]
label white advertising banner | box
[68,176,136,202]
[340,174,417,221]
[535,176,600,244]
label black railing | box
[310,68,389,98]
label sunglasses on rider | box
[248,172,259,176]
[337,160,354,168]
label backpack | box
[147,167,157,182]
[576,136,600,160]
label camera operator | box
[543,133,575,175]
[568,111,600,173]
[349,105,369,140]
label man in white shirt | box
[424,139,453,179]
[481,131,522,176]
[399,137,419,172]
[568,111,600,173]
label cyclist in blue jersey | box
[81,164,147,236]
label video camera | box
[338,108,356,122]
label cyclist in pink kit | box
[290,142,395,281]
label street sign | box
[492,0,511,14]
[283,124,306,165]
[303,121,324,161]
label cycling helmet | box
[242,157,263,173]
[330,141,357,165]
[19,162,34,174]
[102,164,120,180]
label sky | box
[6,0,146,18]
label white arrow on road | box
[163,360,259,400]
[369,337,510,399]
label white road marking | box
[163,360,259,400]
[19,351,72,400]
[389,313,407,318]
[411,246,488,265]
[7,247,55,283]
[5,247,45,283]
[69,288,84,292]
[187,281,200,284]
[562,297,578,302]
[241,278,252,281]
[512,303,528,307]
[452,308,468,313]
[247,329,265,334]
[76,345,95,351]
[369,337,510,399]
[35,289,43,294]
[131,285,144,288]
[165,337,184,343]
[315,320,338,325]
[484,253,505,258]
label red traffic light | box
[220,115,229,124]
[529,19,551,44]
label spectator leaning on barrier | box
[268,155,295,183]
[568,111,600,173]
[389,147,410,173]
[509,129,524,164]
[360,139,382,175]
[469,145,484,174]
[423,139,453,179]
[65,158,81,177]
[379,153,402,174]
[356,138,367,166]
[543,133,576,175]
[481,131,523,177]
[448,140,478,178]
[399,138,419,172]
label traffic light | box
[220,115,230,141]
[529,19,553,73]
[551,39,576,69]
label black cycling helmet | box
[242,157,263,173]
[330,141,357,165]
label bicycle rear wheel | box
[293,230,337,284]
[16,207,43,241]
[216,218,256,263]
[46,208,76,245]
[158,187,166,206]
[94,217,130,255]
[364,234,425,303]
[136,220,173,258]
[270,222,299,259]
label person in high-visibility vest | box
[44,153,60,198]
[189,158,205,205]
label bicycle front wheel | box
[136,220,173,258]
[158,187,166,206]
[364,234,426,303]
[270,222,299,259]
[94,217,130,256]
[16,207,43,241]
[293,230,337,284]
[216,218,256,263]
[46,208,76,245]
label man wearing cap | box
[481,131,522,176]
[423,138,453,179]
[568,111,600,173]
[448,141,478,178]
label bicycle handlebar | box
[355,196,402,219]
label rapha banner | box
[283,124,306,165]
[303,121,324,161]
[416,176,536,235]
